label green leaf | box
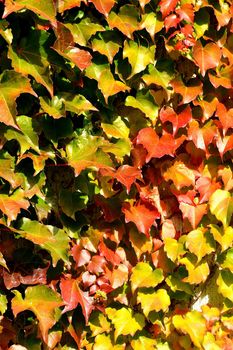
[106,307,145,339]
[65,19,104,47]
[130,262,164,293]
[11,285,63,343]
[217,269,233,302]
[59,189,88,218]
[0,70,36,129]
[125,91,159,124]
[209,189,233,228]
[18,218,70,266]
[0,294,7,315]
[60,93,97,115]
[0,19,13,44]
[123,40,155,77]
[66,133,113,175]
[101,116,129,139]
[107,5,139,39]
[220,248,233,272]
[193,8,210,39]
[8,29,53,96]
[172,311,207,348]
[137,289,171,316]
[39,96,65,119]
[4,0,57,25]
[185,228,216,262]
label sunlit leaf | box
[180,255,209,284]
[65,19,104,47]
[140,13,163,39]
[209,225,233,252]
[107,5,139,39]
[185,228,215,262]
[89,0,115,16]
[106,307,145,339]
[130,262,164,293]
[137,288,171,316]
[170,77,203,104]
[209,190,233,228]
[92,32,120,64]
[0,189,29,225]
[192,41,221,77]
[11,286,63,343]
[217,269,233,302]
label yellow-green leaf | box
[173,311,207,348]
[125,91,159,124]
[209,189,233,228]
[102,116,129,139]
[186,228,215,262]
[130,262,164,293]
[106,307,145,340]
[123,40,155,77]
[164,237,185,262]
[217,269,233,302]
[131,333,157,350]
[137,289,170,316]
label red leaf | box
[98,240,122,266]
[164,14,180,31]
[160,105,192,136]
[82,271,96,288]
[192,41,221,76]
[60,277,94,323]
[216,102,233,136]
[216,133,233,159]
[196,177,221,204]
[170,77,203,104]
[136,127,185,162]
[159,0,178,19]
[89,0,115,16]
[71,245,91,267]
[193,97,218,122]
[3,266,48,290]
[122,201,160,237]
[188,120,217,152]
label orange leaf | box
[160,105,192,135]
[159,0,178,19]
[192,41,221,76]
[170,77,203,104]
[122,201,160,237]
[89,0,115,16]
[179,202,207,229]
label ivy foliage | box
[0,0,233,349]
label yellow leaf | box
[185,228,215,262]
[130,262,164,293]
[209,189,233,228]
[137,289,170,317]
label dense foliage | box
[0,0,233,349]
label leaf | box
[89,0,115,16]
[60,277,93,323]
[142,64,173,91]
[160,105,192,136]
[3,0,56,25]
[130,262,164,293]
[18,218,69,266]
[66,133,113,175]
[122,201,160,237]
[107,5,139,39]
[92,32,120,64]
[136,128,185,162]
[65,19,104,47]
[60,93,97,115]
[140,13,163,40]
[159,0,178,19]
[125,90,159,124]
[131,333,157,350]
[0,294,7,315]
[180,256,209,284]
[39,96,65,119]
[179,202,208,229]
[137,289,171,316]
[53,24,92,71]
[0,70,36,129]
[185,228,215,262]
[217,269,233,302]
[8,29,53,96]
[162,159,195,190]
[220,248,233,272]
[98,68,129,101]
[123,40,155,77]
[11,286,63,343]
[170,77,203,104]
[192,41,221,77]
[216,102,233,136]
[139,0,151,10]
[93,333,125,350]
[188,119,217,152]
[0,156,24,188]
[0,189,29,225]
[209,225,233,252]
[193,8,210,39]
[89,311,111,337]
[164,237,185,262]
[209,190,233,228]
[172,311,207,348]
[101,116,129,139]
[57,0,83,13]
[106,307,145,339]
